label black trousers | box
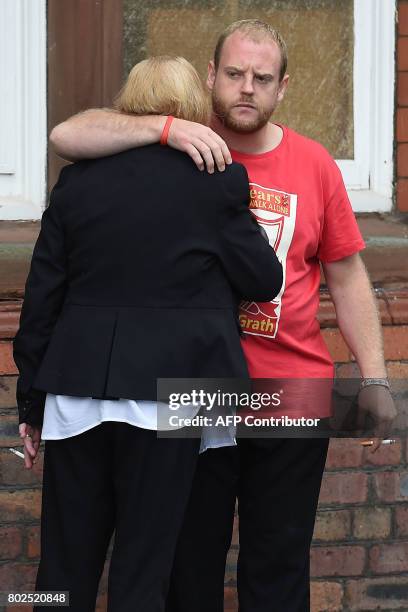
[34,422,200,612]
[166,437,329,612]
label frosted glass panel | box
[124,0,354,159]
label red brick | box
[318,293,392,327]
[0,375,17,409]
[345,576,408,610]
[0,448,44,485]
[377,298,393,325]
[321,329,350,363]
[369,542,408,574]
[0,302,20,340]
[397,108,408,142]
[398,37,408,73]
[362,439,402,467]
[387,289,408,322]
[94,563,109,610]
[353,507,391,539]
[386,362,408,378]
[224,587,238,611]
[0,415,24,448]
[395,505,408,537]
[319,472,368,505]
[398,144,408,179]
[357,216,408,239]
[386,288,408,300]
[0,341,18,375]
[103,560,112,584]
[0,562,37,592]
[0,526,22,560]
[326,439,363,469]
[398,71,408,107]
[373,471,408,502]
[0,489,42,521]
[26,525,41,559]
[383,326,408,360]
[313,510,351,541]
[399,3,408,36]
[397,178,408,211]
[310,581,343,611]
[95,593,108,612]
[231,514,239,547]
[311,545,365,577]
[98,564,109,591]
[317,297,337,328]
[225,547,238,585]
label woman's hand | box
[19,422,42,469]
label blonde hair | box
[114,56,209,124]
[214,20,288,82]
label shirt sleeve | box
[317,155,365,263]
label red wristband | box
[160,116,174,146]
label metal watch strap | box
[359,378,390,391]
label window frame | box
[337,0,396,212]
[0,0,47,220]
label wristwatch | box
[359,377,390,391]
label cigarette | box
[360,439,396,447]
[9,447,25,459]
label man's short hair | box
[214,19,288,82]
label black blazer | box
[14,145,282,426]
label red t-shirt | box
[232,125,365,383]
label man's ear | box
[207,60,216,92]
[277,74,289,104]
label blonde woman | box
[14,56,282,612]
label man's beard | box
[212,90,274,134]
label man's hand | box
[19,422,42,469]
[357,385,397,452]
[168,118,232,173]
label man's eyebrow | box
[254,71,274,80]
[224,65,274,79]
[224,65,244,72]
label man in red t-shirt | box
[48,19,395,612]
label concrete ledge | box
[0,302,21,339]
[0,214,407,296]
[318,286,408,328]
[357,215,408,284]
[0,222,38,298]
[2,288,408,343]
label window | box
[0,0,47,220]
[0,0,394,219]
[124,0,396,211]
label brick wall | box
[398,0,408,212]
[0,380,110,611]
[308,290,408,610]
[0,3,407,609]
[222,290,408,612]
[1,289,407,612]
[309,435,408,611]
